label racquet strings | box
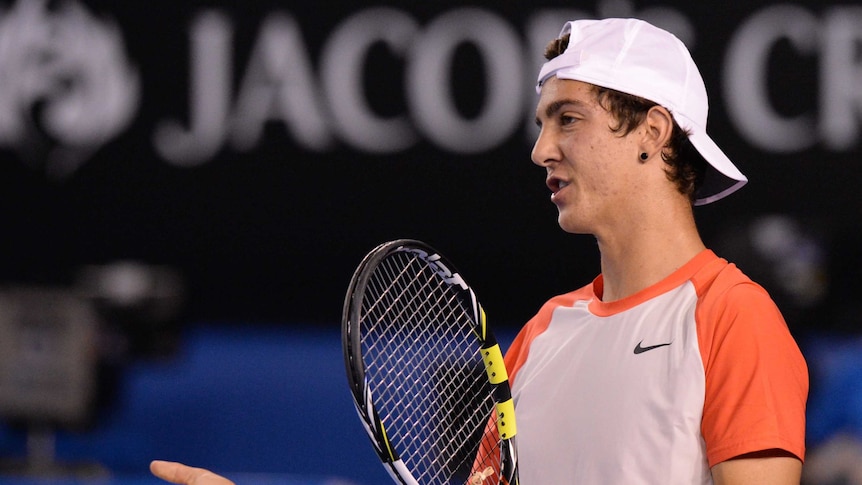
[359,250,500,484]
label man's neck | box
[595,204,705,302]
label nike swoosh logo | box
[633,340,672,354]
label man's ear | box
[642,105,674,154]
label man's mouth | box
[547,176,569,195]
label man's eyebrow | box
[536,98,588,126]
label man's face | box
[532,77,646,236]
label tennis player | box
[508,17,807,484]
[150,17,808,485]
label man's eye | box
[560,115,577,125]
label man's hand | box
[150,460,235,485]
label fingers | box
[150,460,235,485]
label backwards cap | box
[536,18,747,205]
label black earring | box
[639,152,649,161]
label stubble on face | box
[533,78,643,236]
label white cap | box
[536,18,747,205]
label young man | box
[511,17,807,484]
[151,17,808,485]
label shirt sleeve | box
[695,275,809,467]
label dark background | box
[0,0,856,334]
[0,0,859,482]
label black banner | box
[0,0,858,329]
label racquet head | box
[342,239,518,485]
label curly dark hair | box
[543,34,705,202]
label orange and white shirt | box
[506,249,808,484]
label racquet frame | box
[342,239,518,485]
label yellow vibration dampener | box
[495,398,517,439]
[482,344,508,385]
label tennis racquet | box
[342,239,519,485]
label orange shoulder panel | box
[505,287,590,385]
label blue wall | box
[0,325,396,484]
